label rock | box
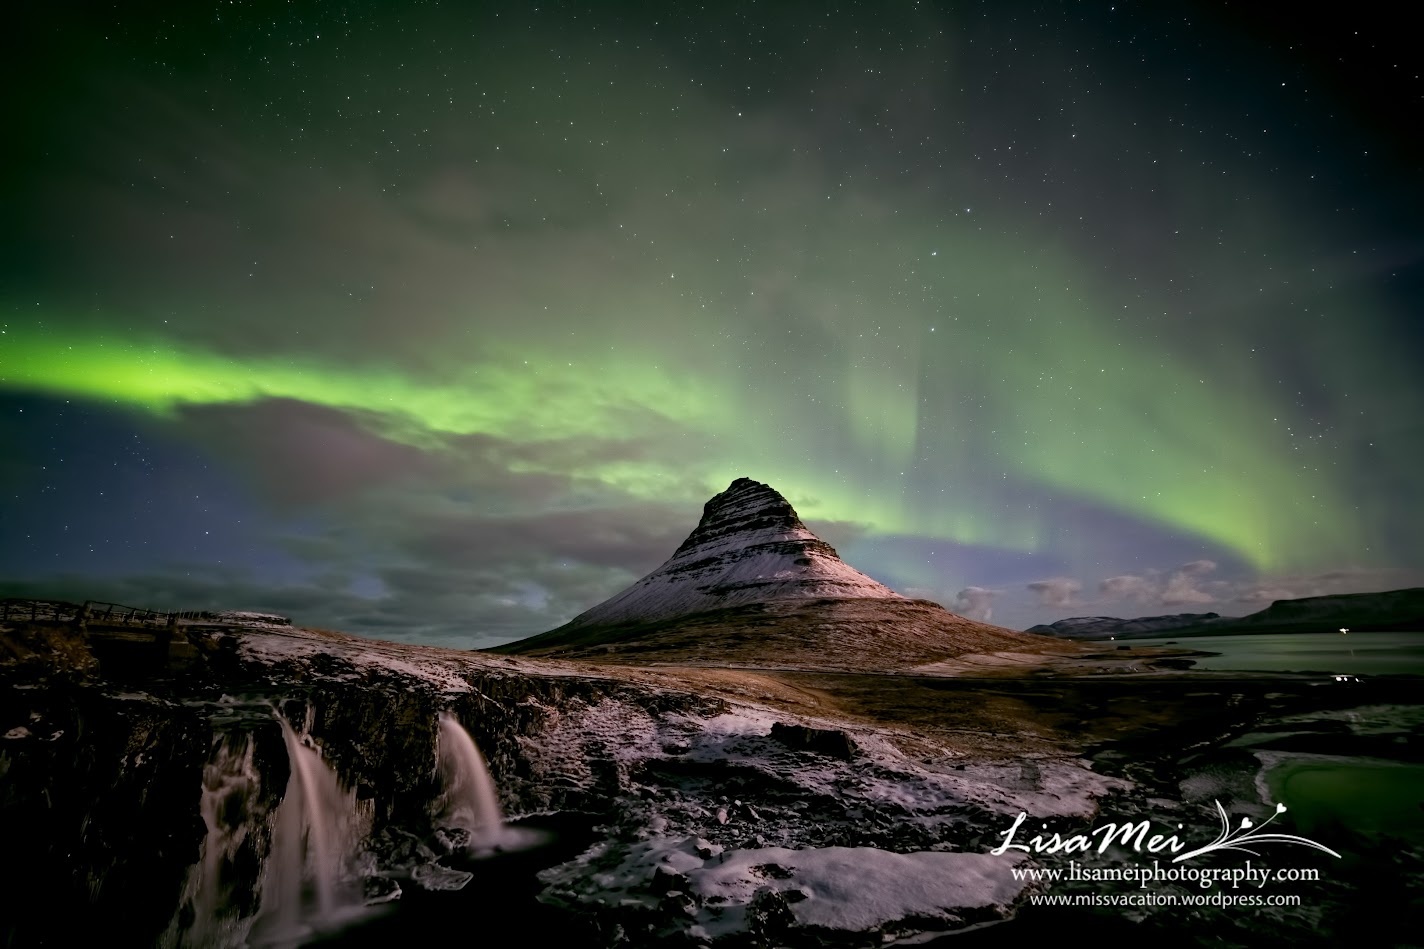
[770,722,858,760]
[363,876,402,904]
[378,827,438,866]
[659,889,698,917]
[410,862,473,891]
[432,826,472,853]
[652,864,689,895]
[747,887,796,940]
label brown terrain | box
[492,596,1079,671]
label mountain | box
[1025,612,1225,640]
[532,477,903,627]
[490,478,1053,669]
[1032,587,1424,640]
[1214,587,1424,633]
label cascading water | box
[164,731,269,949]
[169,708,532,944]
[435,712,506,850]
[250,713,370,945]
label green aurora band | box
[2,286,1367,571]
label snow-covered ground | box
[203,624,1128,943]
[523,696,1124,943]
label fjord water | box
[1132,631,1424,676]
[1128,631,1424,848]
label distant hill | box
[1030,587,1424,640]
[1026,612,1224,640]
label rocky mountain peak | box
[672,477,815,558]
[523,478,904,635]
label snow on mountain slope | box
[556,477,903,630]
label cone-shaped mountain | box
[490,478,1053,670]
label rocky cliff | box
[0,612,1103,947]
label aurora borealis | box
[3,2,1421,644]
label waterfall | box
[250,714,369,945]
[435,712,506,849]
[163,732,268,949]
[169,708,528,944]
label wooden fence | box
[1,599,290,629]
[0,599,83,623]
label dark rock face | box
[769,722,858,760]
[0,621,728,946]
[672,478,809,556]
[1,687,212,946]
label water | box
[316,813,603,949]
[434,712,506,850]
[164,732,269,948]
[250,717,369,946]
[167,708,553,946]
[1265,757,1424,845]
[1126,632,1424,851]
[164,713,371,947]
[1129,631,1424,676]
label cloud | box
[1161,560,1218,606]
[173,400,437,505]
[1236,586,1297,604]
[400,505,690,575]
[1098,574,1154,602]
[953,586,997,621]
[1094,561,1221,609]
[1026,577,1082,608]
[1160,578,1216,606]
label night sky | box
[3,1,1422,646]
